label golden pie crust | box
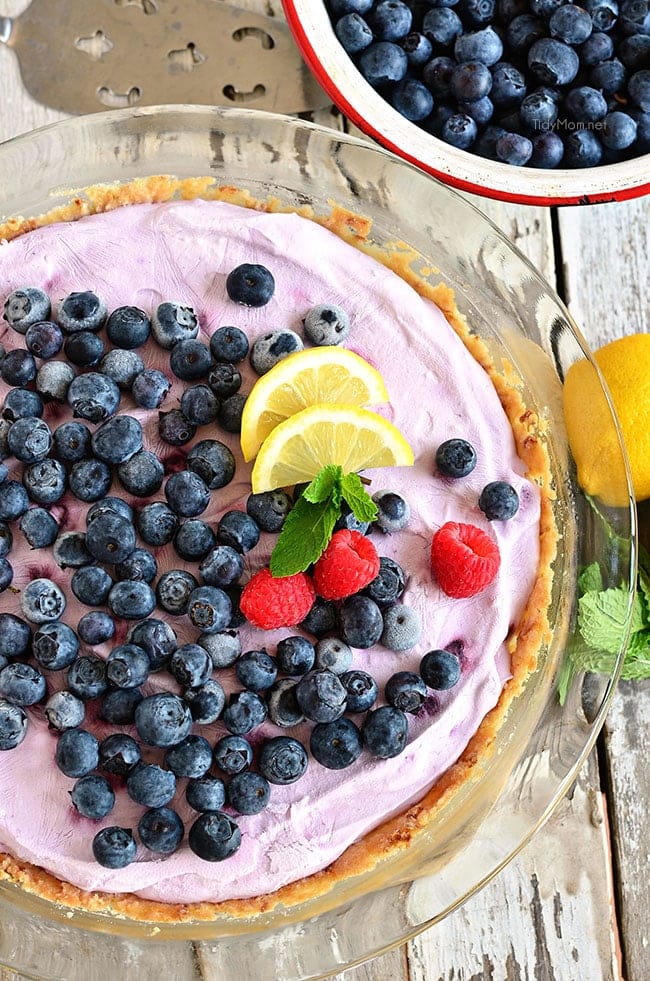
[0,177,557,923]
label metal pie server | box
[0,0,330,115]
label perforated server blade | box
[0,0,330,115]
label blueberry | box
[579,31,615,65]
[91,415,143,465]
[106,643,150,689]
[530,0,564,13]
[7,416,51,463]
[127,762,176,807]
[310,717,362,769]
[23,459,67,505]
[506,14,546,53]
[78,610,116,646]
[165,470,211,518]
[44,690,85,732]
[108,580,156,620]
[0,614,31,658]
[226,263,275,307]
[213,734,253,775]
[0,699,27,749]
[187,439,236,490]
[338,595,383,649]
[0,558,12,593]
[69,458,113,502]
[156,569,199,615]
[276,635,315,676]
[227,771,271,816]
[127,618,176,671]
[590,57,627,93]
[35,361,75,402]
[100,349,145,390]
[1,349,37,387]
[169,643,212,688]
[131,368,171,409]
[313,637,353,675]
[174,519,217,561]
[180,384,220,426]
[170,338,212,381]
[70,774,115,819]
[454,27,503,66]
[21,578,66,623]
[422,56,456,98]
[152,301,199,349]
[87,496,134,526]
[92,827,137,869]
[106,305,151,349]
[385,671,428,713]
[52,421,91,463]
[295,669,346,723]
[184,678,226,724]
[584,0,619,29]
[138,806,184,854]
[420,648,462,689]
[519,88,560,129]
[0,662,45,705]
[3,387,43,422]
[0,520,11,557]
[528,38,580,85]
[620,0,650,34]
[362,705,409,758]
[340,669,378,713]
[549,4,594,43]
[165,734,213,779]
[300,596,337,636]
[99,733,141,775]
[67,371,120,423]
[436,438,478,478]
[490,62,527,109]
[58,291,107,333]
[207,362,242,398]
[64,331,105,367]
[258,736,308,785]
[422,8,463,47]
[442,112,479,148]
[199,545,244,587]
[3,287,51,334]
[391,78,435,121]
[478,480,520,519]
[53,526,95,566]
[629,69,650,109]
[619,33,650,69]
[187,585,232,635]
[19,507,59,548]
[33,622,79,670]
[115,547,158,584]
[186,776,227,812]
[209,325,249,364]
[381,604,423,651]
[602,110,638,147]
[371,489,410,533]
[0,480,29,521]
[67,654,108,700]
[496,131,534,165]
[330,0,373,12]
[301,306,351,351]
[250,330,303,375]
[369,0,412,39]
[198,629,241,669]
[267,679,305,728]
[135,692,193,747]
[55,727,99,777]
[100,687,143,725]
[222,690,268,735]
[86,511,136,564]
[566,86,608,123]
[25,320,63,358]
[235,649,278,691]
[117,450,164,497]
[217,393,247,434]
[188,812,241,861]
[216,510,260,553]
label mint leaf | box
[303,465,343,505]
[578,588,645,654]
[621,631,650,680]
[270,496,338,577]
[340,472,378,523]
[579,562,604,594]
[638,568,650,625]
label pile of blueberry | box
[327,0,650,167]
[0,276,467,871]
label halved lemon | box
[240,346,389,461]
[251,403,414,493]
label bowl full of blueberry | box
[282,0,650,204]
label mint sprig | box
[269,465,378,578]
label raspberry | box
[240,568,315,630]
[430,522,500,598]
[313,530,380,601]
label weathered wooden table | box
[0,1,648,978]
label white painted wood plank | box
[559,198,650,981]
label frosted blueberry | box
[303,304,351,345]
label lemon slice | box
[251,404,414,493]
[240,346,389,461]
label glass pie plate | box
[0,106,636,980]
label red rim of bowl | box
[282,0,650,207]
